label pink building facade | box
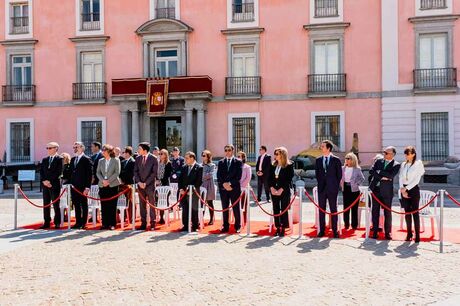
[0,0,458,165]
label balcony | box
[2,85,35,105]
[420,0,447,10]
[413,68,457,93]
[155,7,175,19]
[10,17,29,34]
[81,13,100,31]
[308,74,346,97]
[225,76,261,99]
[73,82,107,103]
[232,2,255,22]
[314,0,339,18]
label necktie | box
[49,156,53,168]
[227,158,231,171]
[384,160,389,169]
[74,156,80,167]
[142,156,147,166]
[324,156,329,172]
[188,165,192,175]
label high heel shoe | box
[414,234,420,243]
[405,233,413,241]
[274,228,280,237]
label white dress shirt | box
[399,160,425,191]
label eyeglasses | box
[224,149,232,152]
[72,146,79,149]
[345,157,351,160]
[404,151,414,155]
[159,153,164,155]
[237,156,242,159]
[383,151,389,155]
[201,155,207,157]
[46,147,56,150]
[274,152,280,156]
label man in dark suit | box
[39,142,63,229]
[217,144,243,233]
[178,152,203,232]
[369,146,401,240]
[120,146,135,223]
[91,141,102,185]
[256,145,271,203]
[315,140,343,238]
[69,142,93,229]
[134,142,158,230]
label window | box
[314,40,339,75]
[309,40,345,94]
[155,0,175,19]
[226,45,260,95]
[81,0,100,31]
[154,49,178,77]
[12,55,32,86]
[232,117,257,162]
[232,0,254,22]
[82,52,103,83]
[232,45,256,77]
[315,0,338,18]
[80,120,103,156]
[421,112,449,161]
[420,0,446,10]
[10,3,29,34]
[10,122,31,162]
[314,115,341,148]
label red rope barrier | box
[71,185,129,201]
[194,187,245,213]
[370,192,438,215]
[445,192,460,207]
[18,187,67,209]
[250,189,297,217]
[304,190,362,216]
[137,189,186,211]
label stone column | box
[196,108,206,155]
[120,109,129,147]
[143,42,149,78]
[184,107,194,152]
[131,110,140,147]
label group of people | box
[315,140,425,242]
[39,139,425,241]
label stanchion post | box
[246,186,251,236]
[132,184,136,231]
[358,186,370,240]
[14,183,19,230]
[439,189,445,254]
[67,184,71,230]
[298,186,303,238]
[188,185,193,233]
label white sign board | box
[18,170,35,182]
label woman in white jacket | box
[399,146,425,243]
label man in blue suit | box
[315,140,343,238]
[217,144,243,233]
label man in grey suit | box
[134,142,158,230]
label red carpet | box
[21,218,460,243]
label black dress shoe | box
[71,224,81,229]
[279,227,285,237]
[79,225,87,230]
[405,234,413,241]
[39,224,51,229]
[179,227,188,232]
[137,225,146,231]
[235,228,241,234]
[385,234,392,240]
[159,219,165,225]
[220,228,229,233]
[317,231,325,238]
[55,225,61,229]
[208,220,214,226]
[333,232,340,239]
[372,233,378,239]
[414,236,420,243]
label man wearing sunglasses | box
[39,142,63,229]
[217,144,243,233]
[369,146,401,240]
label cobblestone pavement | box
[1,197,460,305]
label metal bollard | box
[365,188,371,240]
[132,184,136,231]
[67,184,72,230]
[439,189,445,253]
[246,185,251,236]
[298,186,303,238]
[188,185,193,233]
[14,184,19,230]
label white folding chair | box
[312,186,342,234]
[198,187,208,229]
[357,191,372,229]
[155,186,172,226]
[59,185,69,228]
[399,190,438,238]
[230,190,246,229]
[88,185,100,227]
[268,191,294,234]
[117,194,128,229]
[169,183,180,220]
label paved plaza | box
[1,193,460,305]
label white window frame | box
[11,55,32,85]
[417,32,449,69]
[416,107,454,160]
[6,118,34,163]
[81,51,103,83]
[226,0,259,29]
[77,117,107,146]
[309,0,343,24]
[227,113,260,155]
[312,40,341,74]
[150,0,180,20]
[311,111,345,151]
[154,48,179,78]
[75,0,104,36]
[5,0,33,40]
[415,0,452,17]
[231,44,256,77]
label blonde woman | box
[268,147,294,237]
[157,149,172,224]
[60,152,72,185]
[341,152,365,230]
